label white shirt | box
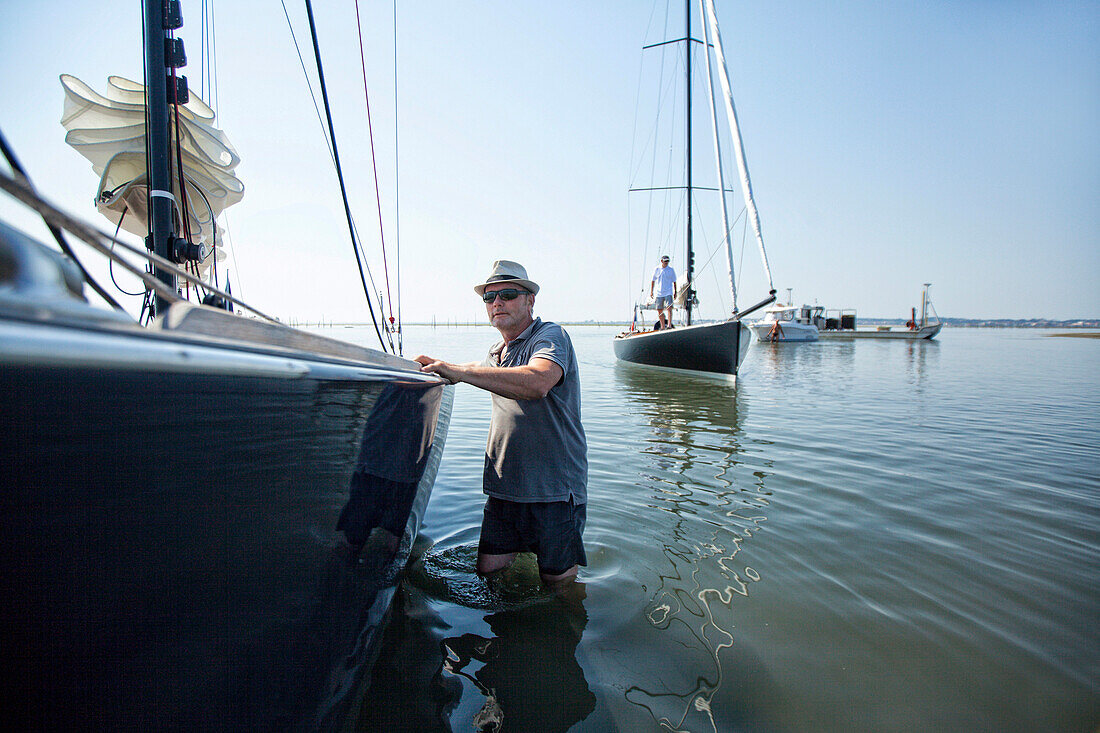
[652,264,677,297]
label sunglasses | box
[481,288,527,303]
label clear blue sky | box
[1,1,1096,323]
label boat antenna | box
[304,0,388,352]
[922,282,931,328]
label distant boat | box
[0,2,451,727]
[613,0,775,378]
[817,284,943,340]
[750,303,821,342]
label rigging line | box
[353,0,396,335]
[649,25,678,260]
[688,195,735,317]
[208,1,215,109]
[280,1,385,315]
[169,62,196,253]
[641,42,677,280]
[649,79,683,284]
[637,2,675,278]
[167,71,216,300]
[199,0,224,293]
[697,0,736,310]
[202,0,210,103]
[701,0,773,293]
[0,171,279,323]
[200,1,206,98]
[280,4,383,309]
[737,215,747,296]
[280,0,335,165]
[209,1,220,118]
[627,0,664,189]
[2,173,183,308]
[108,209,146,297]
[630,185,731,192]
[0,127,125,312]
[346,216,387,323]
[626,1,661,304]
[393,0,402,354]
[303,0,387,351]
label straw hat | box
[473,260,540,296]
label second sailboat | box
[614,0,776,377]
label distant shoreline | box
[291,320,1100,330]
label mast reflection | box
[613,363,774,731]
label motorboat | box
[749,303,821,342]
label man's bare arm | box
[414,355,562,400]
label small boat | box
[817,284,943,340]
[613,0,776,378]
[1,2,451,727]
[750,303,821,342]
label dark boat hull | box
[613,320,751,376]
[0,224,452,729]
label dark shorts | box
[478,496,587,576]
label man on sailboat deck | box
[650,255,676,330]
[415,261,588,588]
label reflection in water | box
[613,363,772,731]
[753,337,833,380]
[355,548,595,732]
[903,339,939,389]
[441,584,594,732]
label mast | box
[144,0,184,317]
[684,0,694,326]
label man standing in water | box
[650,254,676,330]
[415,260,588,587]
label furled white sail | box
[700,0,774,294]
[60,74,243,276]
[697,0,738,311]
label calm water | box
[340,325,1098,732]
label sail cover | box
[60,74,243,276]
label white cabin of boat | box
[749,303,821,342]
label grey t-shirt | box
[482,318,588,504]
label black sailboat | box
[613,0,776,378]
[0,1,449,727]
